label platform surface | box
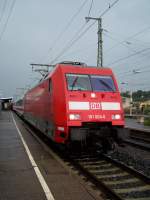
[0,111,100,200]
[0,111,47,200]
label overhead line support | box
[85,17,103,67]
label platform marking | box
[11,113,55,200]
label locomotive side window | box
[91,75,116,92]
[49,79,52,93]
[66,74,91,91]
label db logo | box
[90,102,101,110]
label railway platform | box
[0,111,101,200]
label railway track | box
[123,138,150,151]
[128,128,150,142]
[130,135,150,144]
[14,113,150,200]
[70,153,150,200]
[124,128,150,151]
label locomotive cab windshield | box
[66,73,116,92]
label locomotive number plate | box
[88,114,106,119]
[90,102,101,110]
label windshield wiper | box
[99,79,114,91]
[71,77,78,91]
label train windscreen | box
[66,74,116,92]
[66,74,91,91]
[90,75,116,92]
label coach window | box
[49,79,53,93]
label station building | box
[0,97,13,110]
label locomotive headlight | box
[112,114,121,120]
[69,114,80,120]
[91,93,96,98]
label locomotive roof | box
[46,63,113,79]
[18,62,116,101]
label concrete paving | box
[0,111,47,200]
[0,111,101,200]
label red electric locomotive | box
[14,62,124,150]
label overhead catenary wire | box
[105,29,150,47]
[64,41,97,57]
[50,22,137,63]
[87,0,94,17]
[107,47,150,66]
[111,49,150,72]
[120,80,150,90]
[104,32,150,62]
[117,69,150,92]
[50,20,96,64]
[99,0,119,17]
[0,0,16,42]
[104,26,150,55]
[41,0,89,62]
[116,64,150,78]
[104,32,138,53]
[50,0,120,64]
[51,0,120,64]
[127,55,150,68]
[117,70,150,80]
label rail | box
[70,153,150,200]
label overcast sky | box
[0,0,150,98]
